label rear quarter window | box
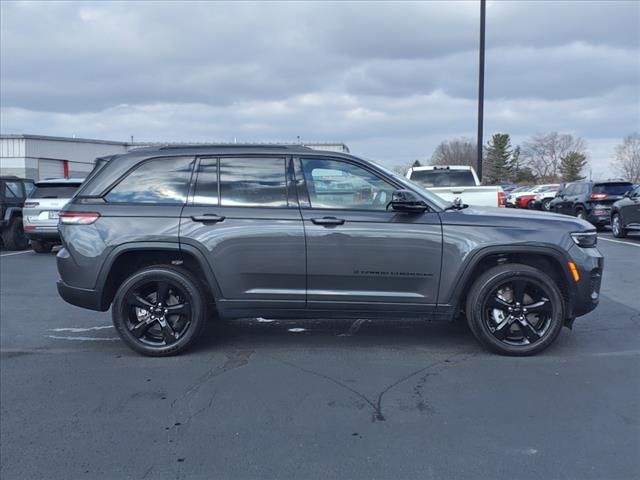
[105,157,194,204]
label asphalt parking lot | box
[1,232,639,480]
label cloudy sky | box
[1,0,639,175]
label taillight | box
[59,212,100,225]
[590,193,607,200]
[498,191,506,207]
[23,202,39,208]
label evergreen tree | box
[484,133,513,184]
[559,151,587,182]
[411,160,422,167]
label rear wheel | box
[611,213,627,238]
[31,239,53,253]
[575,207,586,221]
[1,217,28,250]
[466,264,565,356]
[541,198,552,211]
[112,266,207,356]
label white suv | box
[23,178,83,253]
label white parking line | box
[0,250,32,257]
[599,237,640,248]
[50,326,113,333]
[48,335,120,342]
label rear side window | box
[410,169,475,187]
[3,181,23,199]
[592,183,633,196]
[193,158,219,205]
[106,157,194,204]
[30,184,80,199]
[219,157,287,208]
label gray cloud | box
[1,0,639,176]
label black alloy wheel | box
[466,264,564,355]
[112,266,206,356]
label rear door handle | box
[311,216,345,226]
[191,214,225,223]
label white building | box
[0,134,129,181]
[0,134,350,181]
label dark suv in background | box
[550,180,635,229]
[610,185,640,238]
[0,175,35,250]
[56,145,603,357]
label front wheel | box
[611,213,627,238]
[465,264,565,356]
[541,199,552,211]
[112,266,207,356]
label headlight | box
[571,231,597,248]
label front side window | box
[219,157,287,207]
[106,157,193,204]
[301,158,395,210]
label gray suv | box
[56,145,603,356]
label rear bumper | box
[24,228,60,242]
[56,280,106,311]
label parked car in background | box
[406,165,505,207]
[0,176,35,250]
[508,184,559,209]
[57,145,603,357]
[550,180,635,229]
[23,178,83,253]
[610,185,640,238]
[505,185,532,207]
[530,184,563,211]
[500,182,517,193]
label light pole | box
[476,0,486,181]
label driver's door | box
[295,157,442,313]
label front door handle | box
[311,216,345,226]
[191,214,225,223]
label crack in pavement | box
[270,350,475,422]
[166,349,254,479]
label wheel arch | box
[445,245,576,320]
[97,242,223,310]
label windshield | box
[30,183,81,199]
[409,169,476,187]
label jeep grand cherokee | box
[56,145,603,356]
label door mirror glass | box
[390,189,427,213]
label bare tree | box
[521,132,586,180]
[430,138,477,167]
[611,133,640,183]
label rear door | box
[180,156,306,308]
[296,157,442,313]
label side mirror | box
[390,189,428,213]
[623,191,631,198]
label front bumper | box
[569,245,604,317]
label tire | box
[112,265,207,356]
[1,217,28,250]
[541,199,552,211]
[31,239,53,253]
[527,200,536,209]
[465,264,565,356]
[611,213,627,238]
[575,208,586,221]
